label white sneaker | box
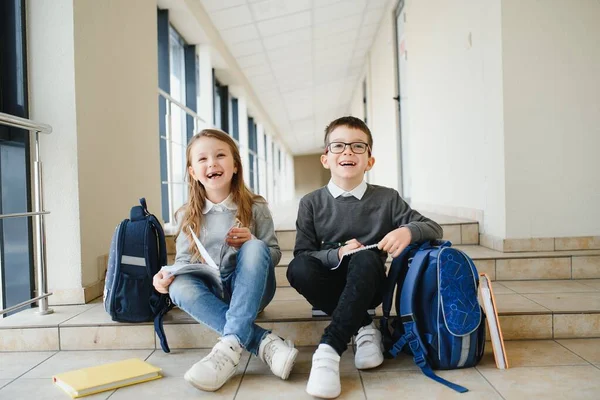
[354,322,384,370]
[184,337,242,392]
[306,344,341,399]
[259,333,299,380]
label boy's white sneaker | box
[306,344,341,399]
[354,322,384,370]
[184,336,242,392]
[259,333,299,380]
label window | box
[213,72,229,132]
[157,13,198,223]
[230,97,239,141]
[0,0,34,314]
[247,117,258,192]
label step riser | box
[2,313,598,351]
[275,223,480,251]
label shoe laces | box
[204,344,238,371]
[262,336,292,366]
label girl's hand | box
[338,238,362,259]
[226,227,252,248]
[378,227,412,258]
[153,270,174,294]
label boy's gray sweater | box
[294,184,443,269]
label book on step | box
[52,358,162,398]
[479,273,509,369]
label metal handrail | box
[0,112,52,134]
[0,112,53,316]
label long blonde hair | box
[176,129,264,261]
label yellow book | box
[52,358,162,398]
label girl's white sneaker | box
[259,333,299,380]
[184,337,242,392]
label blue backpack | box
[380,241,485,393]
[103,198,173,352]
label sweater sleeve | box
[252,202,282,267]
[294,196,340,269]
[392,191,444,243]
[174,229,193,265]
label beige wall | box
[502,0,600,238]
[294,154,329,199]
[28,0,161,303]
[352,0,506,237]
[350,0,401,190]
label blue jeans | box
[169,239,275,355]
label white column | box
[197,45,213,126]
[265,135,274,202]
[237,97,250,184]
[256,124,267,198]
[285,152,295,201]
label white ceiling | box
[199,0,392,155]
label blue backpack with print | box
[380,240,485,393]
[103,198,173,352]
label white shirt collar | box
[327,180,367,200]
[202,194,238,214]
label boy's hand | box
[226,227,252,248]
[338,238,362,259]
[378,227,412,258]
[153,270,174,294]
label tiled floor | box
[1,339,600,399]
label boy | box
[287,116,443,399]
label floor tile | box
[501,280,596,294]
[60,325,156,350]
[245,346,355,375]
[494,294,549,314]
[160,324,220,349]
[146,348,250,377]
[0,380,12,391]
[479,365,600,399]
[20,349,154,379]
[58,303,133,326]
[576,279,600,290]
[236,372,365,400]
[524,292,600,312]
[556,338,600,363]
[272,287,304,301]
[0,327,59,351]
[0,304,95,328]
[498,314,553,340]
[496,258,571,280]
[0,378,114,399]
[477,340,587,369]
[110,375,241,399]
[361,369,502,399]
[0,351,55,379]
[554,314,600,338]
[572,256,600,279]
[487,281,513,294]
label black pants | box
[287,250,386,355]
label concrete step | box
[272,246,600,285]
[1,279,598,351]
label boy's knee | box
[287,255,315,285]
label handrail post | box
[165,100,175,222]
[33,131,53,315]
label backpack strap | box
[382,244,415,319]
[398,243,469,393]
[147,214,172,353]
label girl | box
[153,129,298,392]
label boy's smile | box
[321,126,375,191]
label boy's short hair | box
[324,116,373,149]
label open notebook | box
[52,358,162,398]
[332,244,379,270]
[479,273,508,369]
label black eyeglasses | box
[326,141,371,154]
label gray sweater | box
[294,184,443,269]
[174,201,281,277]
